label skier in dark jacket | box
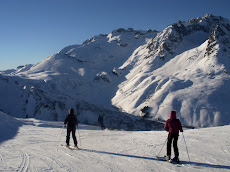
[64,109,78,147]
[164,110,183,162]
[98,115,105,130]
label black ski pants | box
[66,127,77,146]
[167,133,179,158]
[99,122,105,130]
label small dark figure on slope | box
[98,114,105,130]
[64,109,79,148]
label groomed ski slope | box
[0,116,229,172]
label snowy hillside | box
[0,112,229,172]
[0,64,33,75]
[1,14,230,128]
[0,29,160,130]
[112,14,230,127]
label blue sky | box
[0,0,229,70]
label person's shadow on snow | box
[78,148,230,170]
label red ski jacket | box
[164,111,183,133]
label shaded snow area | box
[0,112,23,143]
[0,113,229,172]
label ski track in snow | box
[0,118,230,172]
[18,150,30,172]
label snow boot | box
[165,155,171,161]
[172,157,180,163]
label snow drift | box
[0,111,23,143]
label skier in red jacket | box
[164,110,183,162]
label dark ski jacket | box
[164,111,183,133]
[98,115,104,124]
[64,113,78,128]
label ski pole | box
[77,125,81,146]
[57,125,65,147]
[157,137,167,157]
[182,132,190,161]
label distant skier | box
[164,110,183,162]
[64,109,78,148]
[98,114,105,130]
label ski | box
[61,144,79,150]
[156,156,181,165]
[156,156,170,162]
[68,146,79,150]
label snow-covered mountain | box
[1,14,230,129]
[112,14,230,127]
[0,64,33,75]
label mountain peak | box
[145,14,230,63]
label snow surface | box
[0,112,230,172]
